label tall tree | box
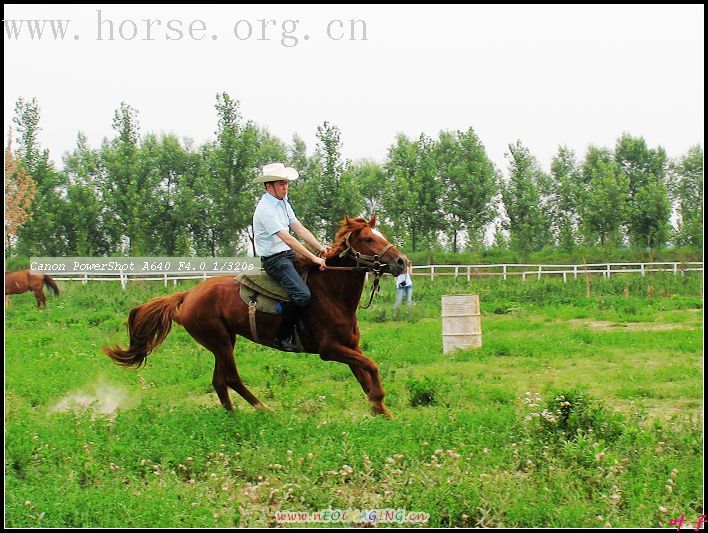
[615,134,670,247]
[381,134,418,248]
[669,145,703,248]
[549,146,581,251]
[284,134,321,244]
[4,130,37,253]
[98,101,155,254]
[382,134,444,252]
[311,121,362,242]
[346,159,385,220]
[435,129,498,252]
[578,146,629,247]
[501,141,553,255]
[199,93,261,255]
[140,134,199,255]
[62,132,111,255]
[12,97,67,255]
[629,180,671,249]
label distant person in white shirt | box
[394,260,414,308]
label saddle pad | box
[239,272,290,300]
[236,273,290,314]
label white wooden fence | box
[411,262,704,282]
[47,262,703,288]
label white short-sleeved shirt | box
[253,192,298,257]
[396,272,413,287]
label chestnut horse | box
[103,215,407,417]
[5,270,60,309]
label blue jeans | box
[394,286,413,308]
[262,250,311,308]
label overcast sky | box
[4,4,704,175]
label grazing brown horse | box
[5,270,60,309]
[103,215,407,417]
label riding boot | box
[274,302,299,352]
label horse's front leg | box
[320,343,391,418]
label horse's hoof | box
[255,402,273,413]
[371,404,393,419]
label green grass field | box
[5,273,704,527]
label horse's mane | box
[291,217,371,269]
[326,217,371,260]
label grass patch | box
[5,275,703,527]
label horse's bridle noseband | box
[318,232,396,309]
[337,233,394,275]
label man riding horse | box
[252,162,327,352]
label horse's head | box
[331,214,407,276]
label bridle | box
[322,232,396,309]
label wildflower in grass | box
[540,409,557,423]
[609,485,622,504]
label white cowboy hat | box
[252,162,299,183]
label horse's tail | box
[102,291,188,368]
[43,275,60,295]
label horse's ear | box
[368,213,378,228]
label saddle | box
[238,272,290,314]
[236,269,310,351]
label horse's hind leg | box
[33,290,46,309]
[188,320,269,412]
[221,345,272,412]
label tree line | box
[4,94,703,258]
